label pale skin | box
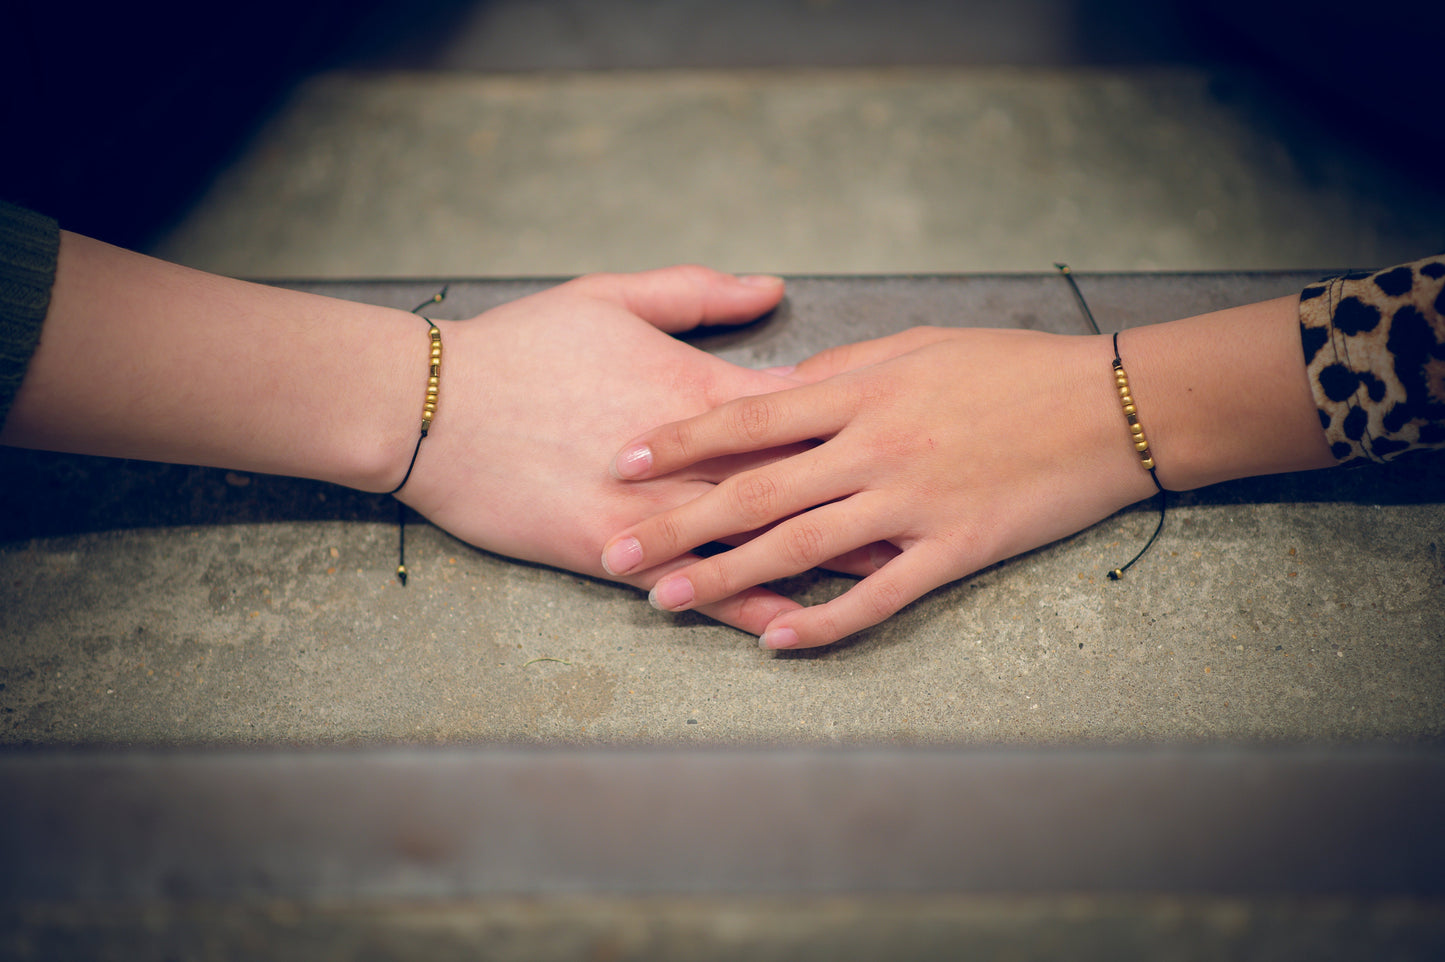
[601,296,1339,650]
[0,230,865,633]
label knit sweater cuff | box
[0,200,59,430]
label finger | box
[645,499,894,613]
[602,448,850,576]
[710,523,899,578]
[820,541,902,578]
[611,381,851,480]
[790,327,957,383]
[571,265,785,334]
[621,552,802,635]
[686,441,818,485]
[758,544,955,650]
[694,587,803,635]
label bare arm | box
[600,294,1337,650]
[1,231,812,633]
[2,230,417,489]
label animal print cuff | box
[1298,255,1445,464]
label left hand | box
[393,266,876,634]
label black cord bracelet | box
[1056,264,1167,579]
[389,286,447,586]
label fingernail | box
[601,537,643,576]
[739,274,783,288]
[761,364,796,377]
[611,445,652,480]
[648,576,694,611]
[759,626,799,650]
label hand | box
[393,265,834,634]
[4,229,864,636]
[599,326,1162,649]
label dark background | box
[2,0,1437,252]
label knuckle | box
[812,344,851,369]
[651,512,689,554]
[569,271,615,294]
[809,606,844,646]
[664,421,698,464]
[779,519,829,568]
[728,396,777,444]
[674,263,711,284]
[729,472,782,526]
[695,554,737,600]
[861,577,909,624]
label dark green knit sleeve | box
[0,200,60,431]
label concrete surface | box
[4,746,1444,961]
[3,273,1443,748]
[150,68,1445,279]
[4,1,1445,957]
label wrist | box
[1061,332,1163,506]
[1115,296,1335,491]
[328,312,445,494]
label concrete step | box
[147,68,1445,278]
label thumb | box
[573,265,785,334]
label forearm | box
[0,231,421,491]
[1119,294,1336,491]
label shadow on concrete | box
[2,446,1438,544]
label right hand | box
[601,326,1158,649]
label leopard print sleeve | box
[1298,255,1445,464]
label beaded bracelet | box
[389,287,447,586]
[1056,264,1167,579]
[1112,332,1157,473]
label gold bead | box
[1119,395,1133,407]
[1118,386,1131,399]
[428,376,439,388]
[1130,423,1144,436]
[1141,457,1155,470]
[429,328,441,341]
[1135,439,1149,452]
[1123,403,1136,415]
